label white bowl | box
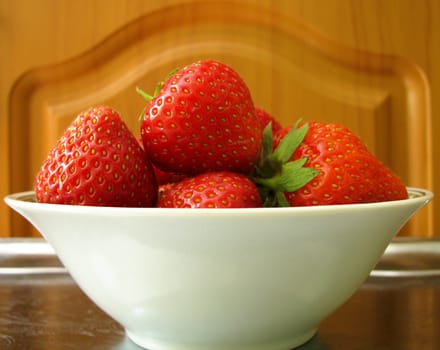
[5,188,433,350]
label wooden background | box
[1,0,437,237]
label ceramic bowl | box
[5,188,433,350]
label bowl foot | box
[126,329,316,350]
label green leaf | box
[250,119,318,207]
[255,123,276,178]
[153,67,180,96]
[262,194,277,208]
[275,192,290,207]
[153,81,164,97]
[138,106,146,122]
[271,121,308,164]
[165,67,180,79]
[284,157,308,171]
[277,162,320,192]
[136,67,180,102]
[255,161,319,193]
[261,123,273,162]
[136,86,153,102]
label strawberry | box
[157,171,262,208]
[153,165,187,185]
[254,121,408,206]
[137,137,186,185]
[139,60,262,175]
[255,107,282,135]
[35,106,157,207]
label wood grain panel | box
[7,0,433,236]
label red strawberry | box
[137,137,186,185]
[35,106,157,207]
[153,165,187,185]
[255,107,282,135]
[140,60,262,175]
[157,171,262,208]
[258,121,408,206]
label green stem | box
[136,86,153,101]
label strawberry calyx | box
[136,67,180,102]
[135,87,152,122]
[136,86,154,102]
[252,121,320,207]
[136,67,180,121]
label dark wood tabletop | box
[0,238,439,350]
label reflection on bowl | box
[4,188,432,350]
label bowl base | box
[126,329,317,350]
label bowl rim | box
[4,188,433,217]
